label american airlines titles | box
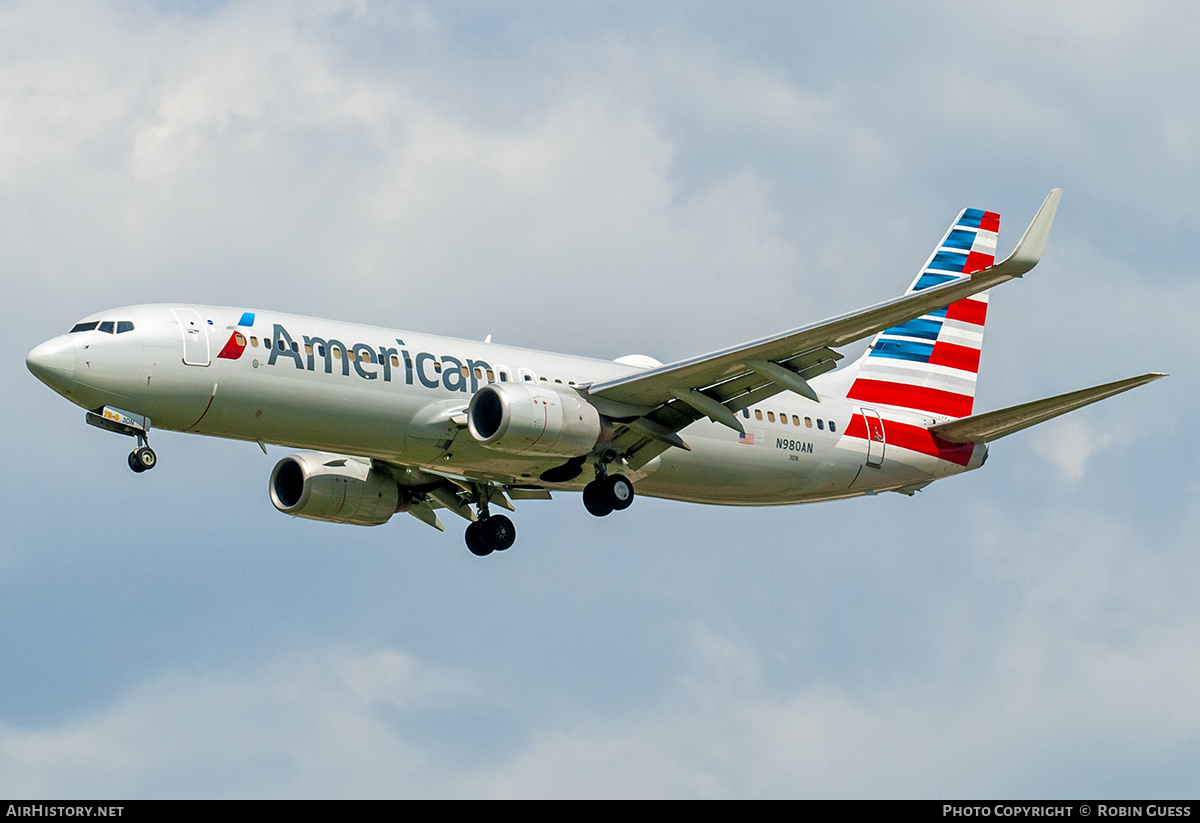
[265,323,513,394]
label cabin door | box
[172,308,210,366]
[861,408,886,468]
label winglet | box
[994,188,1061,277]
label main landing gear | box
[459,466,636,557]
[463,486,516,557]
[464,515,516,556]
[582,472,635,517]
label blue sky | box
[2,0,1197,798]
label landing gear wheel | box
[484,514,516,552]
[464,515,517,556]
[135,447,157,471]
[604,474,635,510]
[128,451,146,473]
[583,481,614,517]
[465,521,492,556]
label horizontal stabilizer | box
[930,373,1166,444]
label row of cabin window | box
[741,407,837,433]
[251,336,576,386]
[69,321,135,334]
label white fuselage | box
[28,304,986,506]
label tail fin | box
[844,207,1000,419]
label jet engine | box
[269,452,405,526]
[467,383,611,457]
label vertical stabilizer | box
[844,207,999,419]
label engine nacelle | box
[269,452,404,526]
[467,383,609,457]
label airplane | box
[26,189,1164,556]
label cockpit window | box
[70,321,99,333]
[98,321,115,334]
[116,321,134,333]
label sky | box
[1,0,1197,799]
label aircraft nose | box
[26,336,76,392]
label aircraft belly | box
[636,425,859,505]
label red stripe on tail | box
[847,379,974,417]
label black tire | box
[485,514,516,551]
[465,521,493,556]
[582,481,614,517]
[137,447,157,470]
[128,451,146,473]
[604,474,635,510]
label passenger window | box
[817,419,824,431]
[392,355,400,367]
[523,375,532,382]
[116,321,134,333]
[69,322,99,333]
[461,365,469,377]
[741,409,750,419]
[332,348,341,359]
[265,339,272,349]
[499,371,508,381]
[291,342,299,353]
[754,409,763,421]
[250,336,259,347]
[767,411,776,423]
[829,420,837,433]
[792,415,800,426]
[805,417,813,428]
[304,344,313,356]
[98,321,115,334]
[319,345,327,357]
[433,360,441,373]
[486,369,495,381]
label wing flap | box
[929,373,1166,444]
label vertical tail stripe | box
[846,207,999,419]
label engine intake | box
[269,452,404,526]
[468,383,609,457]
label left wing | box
[585,189,1061,466]
[375,459,552,532]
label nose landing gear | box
[85,406,157,474]
[127,444,157,473]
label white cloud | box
[1029,416,1116,480]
